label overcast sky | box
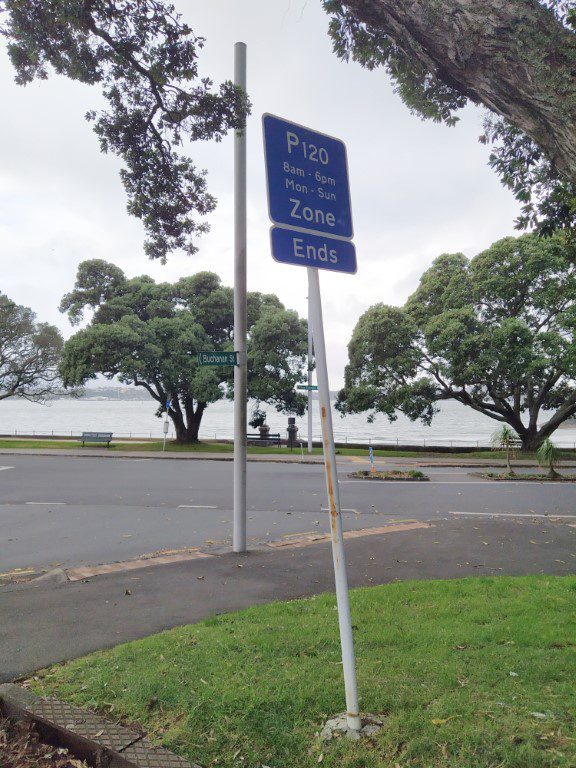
[0,1,521,387]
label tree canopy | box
[0,293,63,402]
[337,233,576,450]
[0,1,248,262]
[324,0,576,235]
[59,260,308,442]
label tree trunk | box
[170,398,206,443]
[520,431,543,452]
[341,0,576,180]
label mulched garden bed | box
[348,469,429,481]
[473,472,576,481]
[0,717,88,768]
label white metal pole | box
[307,267,361,731]
[233,42,247,553]
[307,293,314,454]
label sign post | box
[263,114,361,732]
[234,42,248,554]
[308,299,314,454]
[163,398,171,453]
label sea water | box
[1,397,576,447]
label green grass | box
[0,437,569,461]
[33,576,576,768]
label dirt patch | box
[0,717,88,768]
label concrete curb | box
[0,447,324,464]
[2,446,575,468]
[0,683,199,767]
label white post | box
[307,267,361,731]
[307,293,314,454]
[233,42,247,553]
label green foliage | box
[59,260,308,441]
[537,437,562,477]
[248,407,267,429]
[0,1,249,261]
[0,293,63,402]
[490,425,518,451]
[338,233,576,449]
[323,0,576,235]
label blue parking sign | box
[263,114,353,240]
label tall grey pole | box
[233,42,247,553]
[307,294,313,454]
[307,267,361,731]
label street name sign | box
[197,351,238,367]
[263,114,356,275]
[297,384,318,391]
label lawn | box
[33,576,576,768]
[0,437,571,461]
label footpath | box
[2,513,575,682]
[0,445,573,468]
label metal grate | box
[30,697,140,752]
[120,738,197,768]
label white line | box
[321,507,358,513]
[0,466,14,471]
[449,510,576,519]
[178,504,218,509]
[25,501,66,505]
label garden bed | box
[475,471,576,481]
[348,469,429,481]
[0,717,88,768]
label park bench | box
[80,431,113,448]
[246,432,281,448]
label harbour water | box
[2,396,576,447]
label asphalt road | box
[2,455,576,575]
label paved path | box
[2,445,576,467]
[2,514,575,682]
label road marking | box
[24,501,66,506]
[0,466,14,471]
[321,507,358,513]
[178,504,218,509]
[449,511,576,519]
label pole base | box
[320,713,383,742]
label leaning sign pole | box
[263,114,360,731]
[233,42,248,554]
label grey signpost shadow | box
[263,114,361,732]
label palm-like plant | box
[491,425,518,475]
[537,439,562,479]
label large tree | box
[59,260,308,442]
[0,293,63,402]
[337,234,576,450]
[0,1,248,262]
[324,0,576,233]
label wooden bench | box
[246,432,281,447]
[80,431,113,448]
